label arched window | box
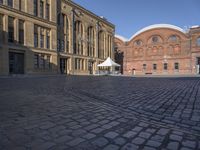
[74,21,83,55]
[134,40,143,46]
[152,36,159,43]
[98,31,105,59]
[168,35,178,42]
[197,37,200,46]
[87,26,95,57]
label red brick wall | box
[115,27,200,75]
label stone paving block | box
[121,143,139,150]
[182,140,196,149]
[167,142,180,150]
[138,132,151,139]
[169,134,183,142]
[92,137,109,147]
[123,131,137,138]
[114,137,126,145]
[103,144,119,150]
[146,140,162,148]
[104,131,119,139]
[132,137,146,145]
[83,133,96,139]
[143,146,157,150]
[91,128,105,134]
[66,138,85,147]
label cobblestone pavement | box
[0,76,200,150]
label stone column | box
[15,19,19,43]
[95,22,99,58]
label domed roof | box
[129,24,186,41]
[115,34,128,42]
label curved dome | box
[115,34,128,42]
[129,24,186,41]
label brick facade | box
[115,24,200,75]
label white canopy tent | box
[97,57,121,75]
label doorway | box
[88,61,94,75]
[9,52,24,74]
[60,58,67,74]
[197,57,200,74]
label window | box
[34,54,39,69]
[34,0,38,16]
[152,36,159,43]
[164,63,168,70]
[46,35,50,49]
[57,39,60,51]
[46,55,51,69]
[60,40,64,51]
[19,20,24,44]
[143,64,146,70]
[40,54,45,69]
[0,0,3,4]
[169,35,178,42]
[197,37,200,46]
[19,0,22,10]
[174,63,179,70]
[34,26,38,47]
[0,14,3,32]
[8,16,14,43]
[135,40,142,46]
[87,26,95,57]
[40,1,44,18]
[153,64,157,70]
[46,3,50,20]
[40,34,44,48]
[8,0,13,7]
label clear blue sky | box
[73,0,200,39]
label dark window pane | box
[174,63,179,70]
[164,63,168,70]
[153,64,157,70]
[34,0,38,16]
[40,34,44,48]
[19,20,24,44]
[8,0,13,7]
[8,16,14,43]
[34,25,38,47]
[34,54,39,68]
[0,0,3,4]
[46,35,50,49]
[40,1,44,18]
[46,3,50,20]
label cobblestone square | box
[0,76,200,150]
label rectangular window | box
[34,26,38,47]
[0,0,3,4]
[34,0,38,16]
[0,14,3,31]
[61,40,64,51]
[46,55,51,69]
[40,1,44,18]
[46,35,50,49]
[34,54,39,69]
[18,20,24,44]
[143,64,146,70]
[153,64,157,70]
[40,34,44,48]
[174,63,179,70]
[46,3,50,20]
[8,0,13,7]
[40,54,45,69]
[19,0,22,10]
[57,39,60,51]
[8,16,14,43]
[164,63,168,70]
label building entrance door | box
[60,58,67,74]
[88,61,94,75]
[9,52,24,74]
[197,57,200,74]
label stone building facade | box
[0,0,114,75]
[115,24,200,75]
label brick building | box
[0,0,114,75]
[115,24,200,75]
